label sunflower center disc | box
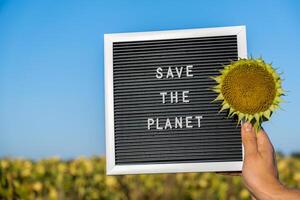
[221,64,276,114]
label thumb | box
[241,122,258,156]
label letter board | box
[105,26,247,175]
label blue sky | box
[0,0,299,159]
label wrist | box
[266,181,287,200]
[272,185,300,200]
[251,179,285,200]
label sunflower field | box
[1,154,300,200]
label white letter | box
[175,67,183,78]
[182,91,190,103]
[195,116,203,128]
[186,65,193,77]
[175,117,182,128]
[160,92,167,104]
[147,118,154,130]
[156,67,163,79]
[156,118,163,130]
[166,67,174,78]
[170,91,178,103]
[165,118,172,129]
[186,116,193,128]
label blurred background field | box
[1,154,300,200]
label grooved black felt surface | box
[112,35,242,165]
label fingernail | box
[244,122,252,132]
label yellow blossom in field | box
[176,173,184,182]
[106,176,117,188]
[240,189,250,199]
[83,159,93,174]
[293,172,300,182]
[32,182,43,192]
[36,164,45,175]
[21,161,32,178]
[49,187,58,200]
[93,174,103,183]
[0,160,9,169]
[199,179,208,188]
[69,162,77,176]
[278,159,288,171]
[57,163,66,173]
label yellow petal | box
[263,110,271,120]
[219,103,230,113]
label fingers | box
[241,122,258,156]
[256,128,275,159]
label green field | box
[1,155,300,200]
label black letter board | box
[104,26,247,175]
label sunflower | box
[211,58,284,132]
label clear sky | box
[0,0,299,159]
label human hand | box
[241,122,300,200]
[241,122,282,199]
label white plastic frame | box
[104,26,247,175]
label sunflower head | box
[212,58,284,132]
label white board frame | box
[104,26,247,175]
